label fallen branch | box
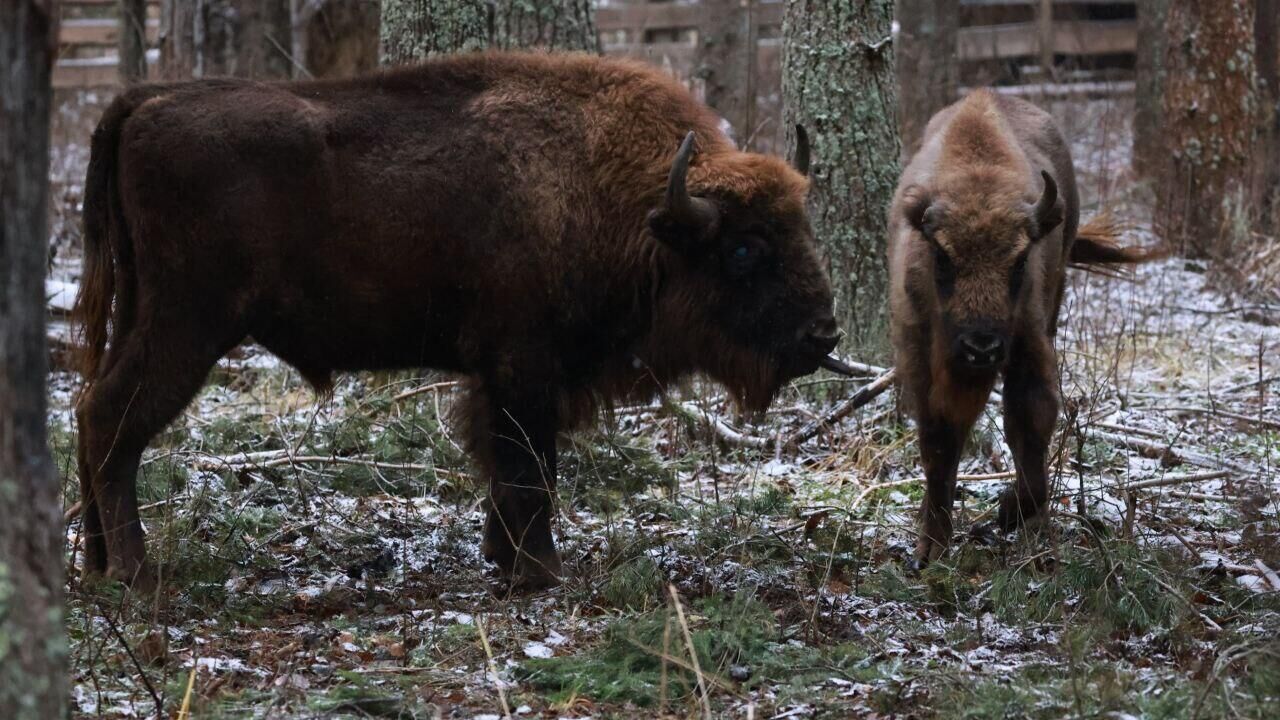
[786,368,896,449]
[1254,560,1280,592]
[1086,430,1253,474]
[678,402,771,449]
[390,380,460,404]
[1146,405,1280,432]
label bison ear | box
[903,187,939,239]
[1030,170,1064,240]
[648,131,721,252]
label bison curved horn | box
[1031,170,1064,239]
[793,124,810,177]
[662,131,720,237]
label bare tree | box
[292,0,382,79]
[119,0,149,83]
[1257,0,1279,230]
[1157,0,1262,258]
[1133,0,1170,179]
[160,0,294,79]
[697,0,753,143]
[783,0,900,357]
[0,2,66,718]
[895,0,958,156]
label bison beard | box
[73,53,844,590]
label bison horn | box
[793,124,810,177]
[1031,170,1063,238]
[662,131,720,237]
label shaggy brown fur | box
[888,90,1158,566]
[74,52,843,589]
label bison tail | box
[1070,214,1167,274]
[75,91,150,381]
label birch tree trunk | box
[0,2,66,718]
[1157,0,1262,258]
[118,0,149,83]
[783,0,900,358]
[895,0,958,157]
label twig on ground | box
[476,616,512,720]
[680,402,771,449]
[95,600,164,716]
[669,584,713,720]
[390,380,459,404]
[177,659,197,720]
[1145,405,1280,431]
[786,368,896,449]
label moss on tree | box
[782,0,900,360]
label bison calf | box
[74,53,852,590]
[888,90,1157,566]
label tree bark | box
[697,0,753,144]
[895,0,958,157]
[1133,0,1170,179]
[382,0,599,65]
[0,3,66,719]
[1157,0,1262,258]
[783,0,900,359]
[118,0,149,83]
[381,0,489,63]
[159,0,294,80]
[1256,0,1279,231]
[491,0,598,53]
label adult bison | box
[74,52,851,590]
[888,89,1159,567]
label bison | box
[888,89,1158,567]
[74,52,853,590]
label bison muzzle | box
[73,52,850,591]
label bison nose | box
[801,317,842,355]
[958,331,1006,369]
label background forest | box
[2,1,1279,718]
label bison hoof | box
[512,551,563,591]
[968,522,1003,547]
[905,557,927,575]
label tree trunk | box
[382,0,599,65]
[895,0,958,157]
[697,0,753,144]
[1157,0,1262,258]
[783,0,900,359]
[491,0,598,53]
[292,0,381,79]
[381,0,489,63]
[0,3,66,719]
[118,0,149,83]
[1256,0,1279,231]
[159,0,293,80]
[1133,0,1170,179]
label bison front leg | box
[911,418,966,569]
[997,338,1058,532]
[472,388,563,589]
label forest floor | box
[47,90,1280,719]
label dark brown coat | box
[888,89,1156,565]
[74,52,845,589]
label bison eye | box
[725,236,766,277]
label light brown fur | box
[888,90,1155,565]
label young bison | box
[889,90,1157,566]
[74,52,854,591]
